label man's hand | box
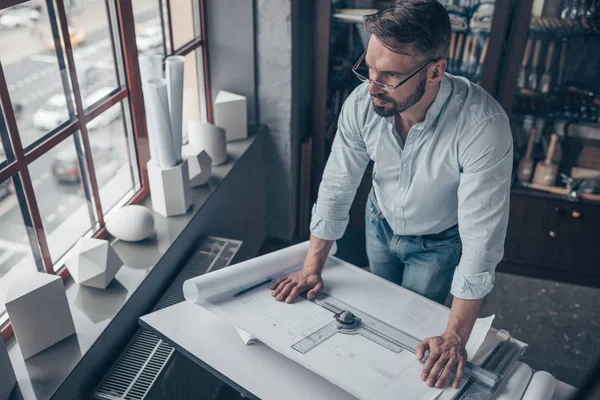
[416,330,468,389]
[270,268,323,303]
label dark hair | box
[364,0,451,61]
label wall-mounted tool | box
[540,41,555,94]
[518,128,537,182]
[532,133,560,186]
[528,39,543,91]
[556,40,568,88]
[518,39,533,89]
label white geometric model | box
[5,272,76,359]
[147,159,192,217]
[188,120,228,166]
[66,238,123,289]
[182,144,212,187]
[105,205,155,242]
[0,336,16,400]
[214,90,247,142]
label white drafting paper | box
[146,78,177,168]
[234,326,259,345]
[183,242,494,400]
[166,55,184,164]
[138,54,163,165]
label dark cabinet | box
[502,191,600,287]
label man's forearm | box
[304,234,334,273]
[445,297,484,345]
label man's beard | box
[372,74,427,117]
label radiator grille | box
[93,237,242,400]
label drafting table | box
[140,300,577,400]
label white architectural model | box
[183,242,495,400]
[66,238,123,289]
[0,337,16,400]
[147,159,192,217]
[105,205,155,242]
[214,90,247,142]
[5,273,76,359]
[182,145,212,187]
[188,120,228,166]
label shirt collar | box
[422,74,452,129]
[386,74,453,130]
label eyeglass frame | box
[352,50,434,93]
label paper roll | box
[146,78,177,168]
[495,362,533,400]
[139,54,163,165]
[522,371,556,400]
[183,241,337,304]
[166,56,185,164]
[188,120,228,166]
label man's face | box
[365,36,430,117]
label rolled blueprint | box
[188,120,228,166]
[521,371,556,400]
[166,55,185,164]
[139,54,163,165]
[146,78,177,168]
[494,362,533,400]
[184,241,337,304]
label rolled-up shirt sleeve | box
[452,113,513,300]
[310,88,371,241]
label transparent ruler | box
[291,292,504,391]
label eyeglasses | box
[352,50,433,93]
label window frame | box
[0,0,213,342]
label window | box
[0,0,211,340]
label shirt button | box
[402,162,407,167]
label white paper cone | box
[166,55,185,164]
[188,120,228,166]
[139,54,163,165]
[146,78,177,168]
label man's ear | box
[430,60,447,83]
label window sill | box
[6,126,267,400]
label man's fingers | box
[426,356,449,387]
[416,338,431,361]
[436,357,456,388]
[452,356,465,389]
[307,282,323,300]
[286,283,309,303]
[420,346,439,382]
[271,278,290,297]
[275,281,298,301]
[270,277,287,290]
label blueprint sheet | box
[183,241,494,400]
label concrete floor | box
[478,272,600,387]
[258,235,600,388]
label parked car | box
[34,87,119,132]
[0,179,11,200]
[136,24,163,52]
[51,143,116,184]
[0,5,40,29]
[33,94,70,131]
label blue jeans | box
[365,191,462,304]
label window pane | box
[0,175,37,317]
[70,0,119,98]
[28,135,95,264]
[133,0,165,57]
[170,0,196,50]
[0,2,75,148]
[87,100,136,213]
